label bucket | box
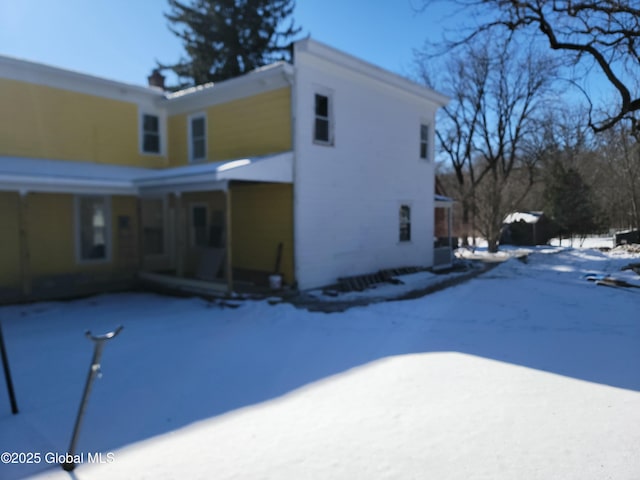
[268,274,282,290]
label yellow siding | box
[231,183,294,284]
[26,193,139,277]
[0,78,165,168]
[28,193,76,276]
[0,192,21,288]
[168,87,291,167]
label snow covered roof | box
[0,152,293,195]
[435,194,454,204]
[503,211,543,224]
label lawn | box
[1,247,639,479]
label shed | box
[501,211,560,246]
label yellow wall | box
[0,192,21,288]
[231,183,294,284]
[25,193,139,278]
[0,78,166,168]
[168,87,292,166]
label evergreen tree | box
[544,165,598,239]
[160,0,300,88]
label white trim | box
[0,152,293,196]
[165,63,295,115]
[74,195,112,264]
[188,112,207,163]
[0,54,163,106]
[294,38,450,107]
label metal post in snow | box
[0,320,18,415]
[62,326,123,472]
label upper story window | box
[314,92,333,145]
[189,113,207,162]
[142,113,161,154]
[75,195,110,263]
[420,124,429,160]
[399,205,411,242]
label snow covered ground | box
[0,247,639,479]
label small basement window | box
[142,113,161,154]
[399,205,411,242]
[314,93,332,145]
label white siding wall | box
[293,43,441,290]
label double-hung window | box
[142,114,161,154]
[189,113,207,162]
[314,92,333,145]
[76,196,110,262]
[399,205,411,242]
[420,124,429,160]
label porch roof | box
[0,152,293,195]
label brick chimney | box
[147,69,166,90]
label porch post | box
[174,192,185,277]
[18,191,32,297]
[224,183,233,293]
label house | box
[0,38,449,303]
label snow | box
[1,247,639,479]
[503,211,542,224]
[305,268,481,303]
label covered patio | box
[0,152,294,301]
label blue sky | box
[0,1,462,86]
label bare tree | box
[421,35,558,251]
[595,119,640,231]
[417,1,640,135]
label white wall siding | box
[293,42,442,290]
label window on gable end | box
[420,124,429,160]
[314,92,333,145]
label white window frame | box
[189,203,210,247]
[188,112,207,163]
[139,110,164,155]
[74,195,112,264]
[420,123,430,160]
[399,203,412,243]
[141,196,168,258]
[313,89,334,146]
